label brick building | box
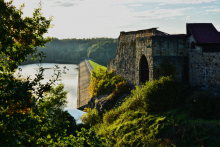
[107,23,220,97]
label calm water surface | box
[13,63,86,124]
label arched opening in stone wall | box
[139,55,149,84]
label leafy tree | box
[0,0,112,146]
[18,37,118,66]
[37,82,69,112]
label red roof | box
[186,23,220,44]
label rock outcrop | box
[88,93,130,115]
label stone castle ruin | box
[107,23,220,97]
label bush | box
[87,67,127,98]
[108,80,130,102]
[81,107,102,126]
[185,90,215,119]
[141,75,192,113]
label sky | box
[4,0,220,40]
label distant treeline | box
[20,37,118,66]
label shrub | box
[87,67,127,98]
[141,75,192,113]
[81,107,102,126]
[108,80,130,102]
[185,90,215,119]
[103,109,122,124]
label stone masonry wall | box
[107,59,116,72]
[151,35,188,56]
[113,31,137,88]
[107,28,220,93]
[135,36,153,85]
[134,35,188,86]
[107,28,167,88]
[188,46,220,87]
[152,56,189,82]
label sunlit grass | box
[88,60,107,72]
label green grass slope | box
[82,72,220,147]
[89,60,107,72]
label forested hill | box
[21,37,118,66]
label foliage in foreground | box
[37,82,69,112]
[82,75,220,147]
[0,1,110,146]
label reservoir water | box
[13,63,86,124]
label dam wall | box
[77,59,94,111]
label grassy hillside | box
[89,60,107,72]
[82,68,220,147]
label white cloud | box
[186,16,191,19]
[80,0,163,5]
[129,4,143,6]
[201,5,215,8]
[52,2,78,7]
[164,17,176,20]
[133,8,191,20]
[155,7,160,9]
[160,0,218,5]
[206,8,220,12]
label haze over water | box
[13,63,86,124]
